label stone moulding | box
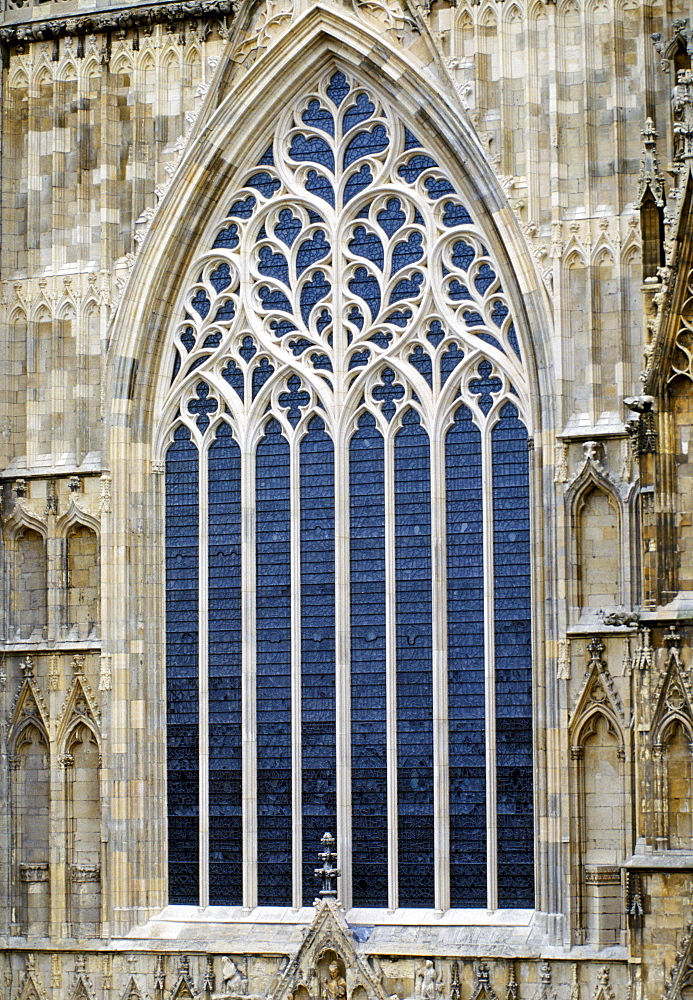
[0,0,237,47]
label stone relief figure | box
[415,962,441,1000]
[221,958,247,996]
[672,69,693,160]
[325,963,347,1000]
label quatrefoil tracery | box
[165,68,527,443]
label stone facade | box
[2,0,693,998]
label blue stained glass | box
[469,361,502,414]
[348,348,370,369]
[372,367,405,421]
[239,336,257,362]
[270,318,298,337]
[258,246,290,286]
[476,332,505,353]
[492,403,534,908]
[349,226,384,270]
[188,382,218,433]
[256,419,292,904]
[391,232,423,274]
[425,176,456,200]
[349,266,381,320]
[310,352,332,371]
[210,262,232,292]
[348,306,365,331]
[350,414,388,907]
[377,198,405,237]
[327,70,350,106]
[296,230,330,276]
[491,301,509,328]
[208,422,243,905]
[213,300,235,323]
[191,289,210,319]
[302,99,335,136]
[301,271,331,325]
[274,209,303,248]
[343,165,374,204]
[228,195,256,218]
[290,133,335,172]
[395,410,434,907]
[343,124,388,167]
[389,271,423,304]
[448,279,473,302]
[446,405,486,906]
[316,309,331,335]
[342,92,375,133]
[203,331,222,349]
[369,331,392,349]
[278,374,310,427]
[306,170,335,207]
[397,154,438,184]
[475,263,496,294]
[408,345,433,386]
[213,224,240,249]
[441,343,464,384]
[464,310,484,328]
[289,338,312,356]
[181,326,195,352]
[508,322,522,360]
[258,286,293,314]
[221,360,244,399]
[442,201,473,227]
[259,146,274,165]
[172,350,181,380]
[451,240,475,271]
[300,418,337,903]
[385,309,413,328]
[426,320,445,347]
[404,128,422,149]
[252,358,275,398]
[247,172,281,197]
[166,426,199,904]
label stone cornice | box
[0,0,236,47]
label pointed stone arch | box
[103,0,554,920]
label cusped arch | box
[574,705,623,752]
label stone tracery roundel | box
[163,67,527,439]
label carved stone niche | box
[268,899,389,1000]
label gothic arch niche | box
[66,523,100,638]
[574,711,625,947]
[65,721,102,936]
[577,485,621,610]
[12,721,50,936]
[13,528,47,640]
[664,721,693,849]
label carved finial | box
[588,638,605,664]
[179,957,190,977]
[664,624,681,648]
[154,955,166,997]
[14,478,27,498]
[314,831,340,898]
[451,963,461,1000]
[72,653,85,676]
[505,964,517,1000]
[20,655,34,679]
[75,955,86,974]
[68,475,81,493]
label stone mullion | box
[56,752,73,939]
[241,442,257,910]
[569,745,585,945]
[198,439,209,908]
[289,433,302,908]
[481,422,497,911]
[384,425,398,911]
[430,423,449,913]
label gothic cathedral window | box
[163,69,534,912]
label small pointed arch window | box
[161,67,534,913]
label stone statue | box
[415,962,438,1000]
[221,958,247,997]
[325,963,347,1000]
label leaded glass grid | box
[162,67,534,911]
